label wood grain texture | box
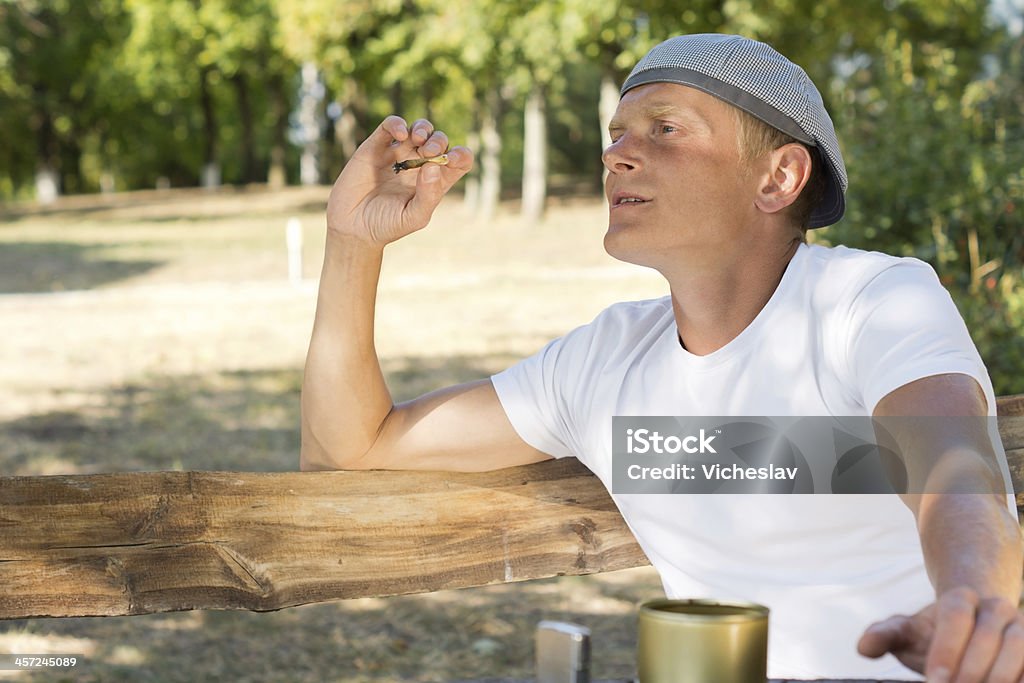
[1,396,1023,620]
[0,459,648,618]
[997,394,1024,416]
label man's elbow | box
[299,453,324,471]
[299,443,333,471]
[299,416,356,471]
[299,435,373,471]
[299,428,351,471]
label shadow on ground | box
[0,242,162,293]
[2,368,302,474]
[0,352,522,475]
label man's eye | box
[659,124,678,134]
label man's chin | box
[603,226,655,268]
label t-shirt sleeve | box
[490,332,580,459]
[490,298,672,464]
[843,259,995,416]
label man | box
[301,34,1023,681]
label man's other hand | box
[858,586,1024,682]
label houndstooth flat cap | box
[621,34,847,228]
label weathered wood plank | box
[995,396,1024,519]
[0,459,649,619]
[998,393,1024,417]
[1,396,1022,620]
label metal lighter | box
[535,620,591,683]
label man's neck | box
[666,238,802,356]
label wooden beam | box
[1,394,1022,620]
[0,459,647,619]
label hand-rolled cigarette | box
[392,154,449,174]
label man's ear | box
[753,143,812,216]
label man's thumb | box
[857,615,909,658]
[420,163,442,184]
[402,164,445,229]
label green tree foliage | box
[0,0,295,194]
[828,26,1024,394]
[0,0,130,196]
[277,0,408,176]
[120,0,295,187]
[0,1,1019,389]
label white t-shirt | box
[492,243,1013,680]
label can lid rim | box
[639,598,769,622]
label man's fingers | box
[442,146,473,173]
[414,146,474,188]
[364,115,410,149]
[951,599,1019,682]
[925,587,978,681]
[409,118,434,146]
[401,163,446,229]
[420,130,449,157]
[432,146,474,197]
[858,615,912,658]
[987,618,1024,683]
[401,146,474,229]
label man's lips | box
[610,191,652,208]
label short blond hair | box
[731,107,825,238]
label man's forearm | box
[918,488,1024,603]
[300,233,393,470]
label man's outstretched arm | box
[300,115,550,473]
[857,373,1024,682]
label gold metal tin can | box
[637,598,769,683]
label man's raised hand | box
[326,116,473,247]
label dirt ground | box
[0,187,667,682]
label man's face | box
[602,82,761,270]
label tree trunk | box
[599,71,619,186]
[463,99,482,213]
[521,85,547,223]
[389,81,403,117]
[32,106,59,203]
[231,72,257,185]
[349,82,371,147]
[268,72,288,189]
[199,65,220,189]
[332,79,369,169]
[334,105,359,164]
[464,128,481,214]
[479,90,503,222]
[299,62,321,186]
[59,119,85,195]
[423,80,435,121]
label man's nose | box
[602,136,640,173]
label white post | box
[286,217,303,287]
[35,166,59,204]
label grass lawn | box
[0,187,666,682]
